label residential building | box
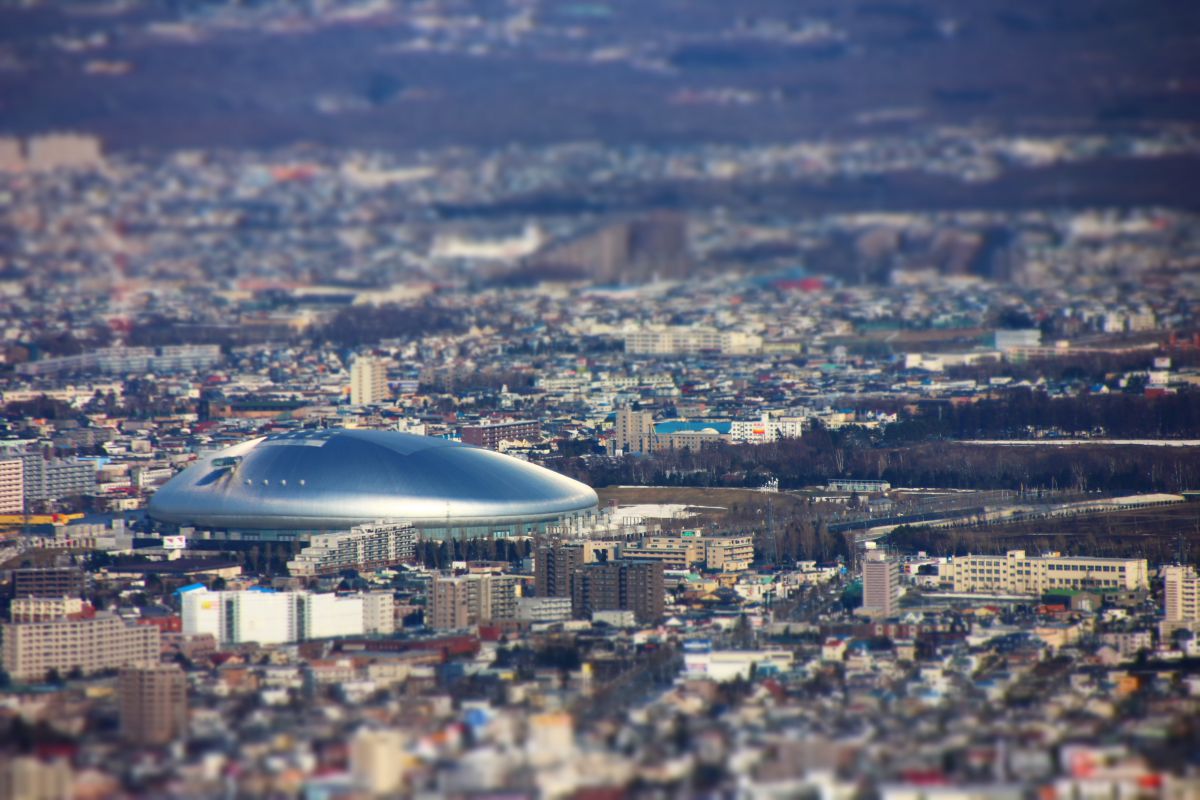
[535,543,583,599]
[862,551,900,618]
[941,551,1149,595]
[1162,565,1200,635]
[13,567,85,599]
[0,458,23,513]
[572,560,664,625]
[287,521,416,576]
[515,596,573,623]
[460,419,540,450]
[10,597,85,623]
[1,613,160,682]
[16,452,97,502]
[118,663,188,746]
[730,413,805,444]
[622,533,706,571]
[350,356,389,406]
[705,535,755,572]
[624,326,762,356]
[610,406,657,455]
[429,573,519,630]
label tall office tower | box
[0,459,23,513]
[350,356,389,406]
[571,560,664,625]
[862,550,900,618]
[1162,565,1200,636]
[610,406,657,455]
[118,663,188,746]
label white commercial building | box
[181,587,393,645]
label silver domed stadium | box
[148,429,599,541]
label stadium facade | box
[148,429,599,542]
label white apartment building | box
[624,326,763,356]
[287,521,416,576]
[350,356,390,406]
[941,550,1149,595]
[730,413,805,444]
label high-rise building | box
[0,459,23,513]
[1,614,160,682]
[118,663,188,746]
[429,573,518,630]
[535,543,583,598]
[350,356,390,406]
[571,560,664,625]
[1162,565,1200,636]
[610,407,657,455]
[862,550,900,618]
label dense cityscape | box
[2,1,1200,799]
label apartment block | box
[730,413,805,444]
[1,614,160,682]
[287,521,416,576]
[942,550,1149,595]
[705,535,755,572]
[10,597,86,623]
[862,551,900,618]
[350,356,390,406]
[429,573,519,630]
[118,663,188,746]
[624,326,762,356]
[0,458,23,513]
[1162,565,1200,636]
[609,406,657,455]
[13,567,85,599]
[571,560,664,625]
[622,535,706,571]
[460,419,540,450]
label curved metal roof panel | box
[147,429,598,530]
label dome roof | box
[148,429,598,531]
